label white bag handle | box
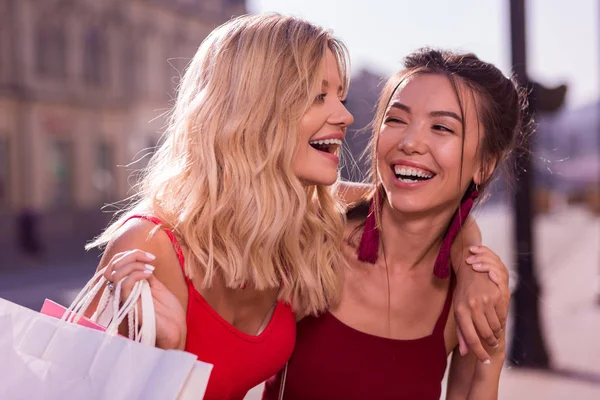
[61,266,157,346]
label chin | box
[301,172,338,187]
[385,190,430,214]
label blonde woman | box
[85,14,506,400]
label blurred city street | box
[0,1,598,399]
[2,204,599,399]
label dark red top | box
[262,279,455,400]
[125,215,296,400]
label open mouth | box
[309,138,342,154]
[393,165,435,183]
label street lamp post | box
[508,0,551,368]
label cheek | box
[376,131,396,160]
[437,140,480,182]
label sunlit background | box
[0,1,598,399]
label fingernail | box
[144,264,155,273]
[466,256,477,263]
[472,263,483,270]
[469,246,479,252]
[489,271,499,281]
[493,343,499,348]
[145,252,156,260]
[111,270,116,276]
[483,359,491,365]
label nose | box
[328,101,354,129]
[398,121,427,155]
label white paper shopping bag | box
[0,297,212,400]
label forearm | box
[467,357,503,400]
[450,216,482,274]
[447,349,503,400]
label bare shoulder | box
[97,217,189,305]
[100,218,177,266]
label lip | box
[309,132,345,142]
[313,148,340,164]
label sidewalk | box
[475,204,600,399]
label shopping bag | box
[0,266,212,399]
[41,299,107,333]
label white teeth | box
[309,138,343,146]
[393,165,433,179]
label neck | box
[378,200,456,271]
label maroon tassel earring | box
[432,184,480,279]
[357,191,384,264]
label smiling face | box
[292,49,354,186]
[376,73,489,215]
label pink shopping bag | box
[40,299,108,332]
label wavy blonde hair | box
[88,14,350,317]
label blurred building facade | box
[340,68,384,182]
[0,0,245,264]
[0,0,245,213]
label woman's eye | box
[433,124,454,134]
[385,117,405,124]
[314,93,327,104]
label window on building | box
[94,141,115,203]
[49,139,74,208]
[36,24,67,79]
[0,138,9,209]
[83,27,108,85]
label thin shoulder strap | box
[433,275,456,335]
[278,362,289,400]
[122,215,186,273]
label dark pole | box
[597,1,600,306]
[508,0,551,368]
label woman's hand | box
[104,249,187,350]
[453,245,510,363]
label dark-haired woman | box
[264,48,525,400]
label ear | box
[473,155,498,186]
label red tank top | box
[262,279,455,400]
[125,215,296,400]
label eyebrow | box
[389,101,463,124]
[322,80,344,95]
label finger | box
[469,245,488,254]
[120,269,154,301]
[456,325,468,356]
[469,245,498,257]
[484,303,503,339]
[471,262,491,272]
[111,262,155,286]
[472,305,499,347]
[470,261,509,284]
[489,267,509,289]
[495,293,510,329]
[104,250,156,281]
[455,306,491,362]
[465,253,500,267]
